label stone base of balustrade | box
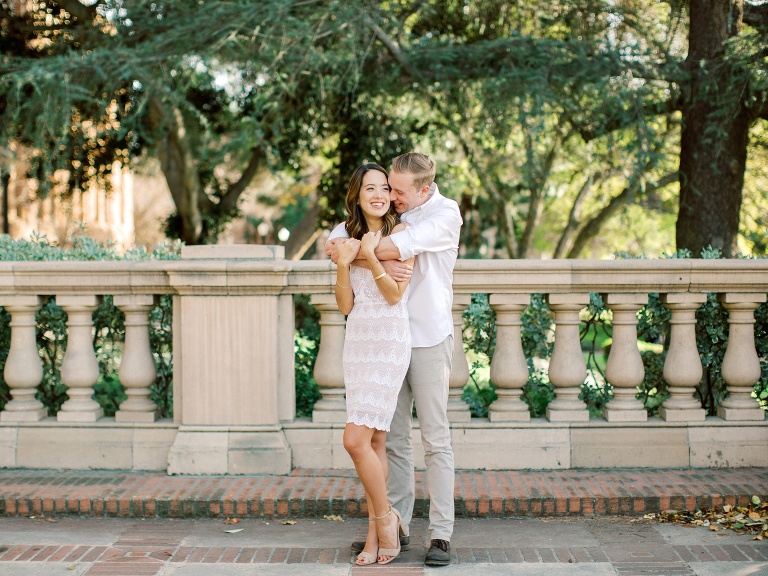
[166,426,291,475]
[0,418,177,470]
[447,409,472,423]
[0,408,48,422]
[284,417,768,471]
[1,417,767,473]
[114,410,161,423]
[659,407,707,422]
[545,408,590,422]
[311,410,348,423]
[488,410,531,423]
[717,406,766,421]
[57,409,105,423]
[603,408,648,422]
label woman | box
[335,163,412,566]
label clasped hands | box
[327,234,413,282]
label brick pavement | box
[0,517,766,575]
[1,467,767,520]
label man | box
[326,152,462,566]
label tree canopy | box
[1,0,767,256]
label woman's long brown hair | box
[344,163,399,240]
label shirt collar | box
[401,183,441,222]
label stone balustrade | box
[0,251,765,474]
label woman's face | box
[357,170,392,220]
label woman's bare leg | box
[344,424,398,561]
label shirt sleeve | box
[389,202,462,260]
[326,222,349,241]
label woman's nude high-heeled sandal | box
[375,507,405,565]
[353,519,377,566]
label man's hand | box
[336,239,361,266]
[325,238,344,264]
[382,260,413,282]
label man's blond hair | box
[391,152,436,191]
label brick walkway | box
[0,516,766,575]
[1,467,767,519]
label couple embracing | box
[325,152,462,566]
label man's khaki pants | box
[386,335,454,542]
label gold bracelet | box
[336,281,350,288]
[373,271,387,281]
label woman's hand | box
[360,230,381,259]
[336,238,360,266]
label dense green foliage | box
[1,1,766,255]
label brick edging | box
[1,468,766,519]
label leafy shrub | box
[294,294,321,418]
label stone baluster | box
[114,295,160,422]
[448,294,472,422]
[488,294,531,422]
[0,296,47,422]
[717,293,767,421]
[56,295,104,422]
[311,294,347,422]
[659,293,706,421]
[546,294,590,422]
[601,294,648,422]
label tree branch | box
[217,148,265,215]
[566,172,678,258]
[365,16,419,78]
[552,172,598,258]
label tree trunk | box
[676,0,749,258]
[148,97,204,244]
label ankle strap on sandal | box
[373,506,392,520]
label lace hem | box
[347,410,393,432]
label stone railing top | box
[0,257,765,296]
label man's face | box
[388,171,427,214]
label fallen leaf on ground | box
[224,518,239,525]
[224,528,244,534]
[282,520,297,525]
[323,515,344,522]
[651,502,768,536]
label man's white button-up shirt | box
[328,183,463,348]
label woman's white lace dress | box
[344,265,411,431]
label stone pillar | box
[546,293,590,422]
[602,293,648,422]
[717,293,767,421]
[448,294,472,422]
[114,295,160,423]
[56,295,104,422]
[488,294,531,422]
[166,245,291,474]
[0,295,46,422]
[311,294,348,423]
[659,293,707,422]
